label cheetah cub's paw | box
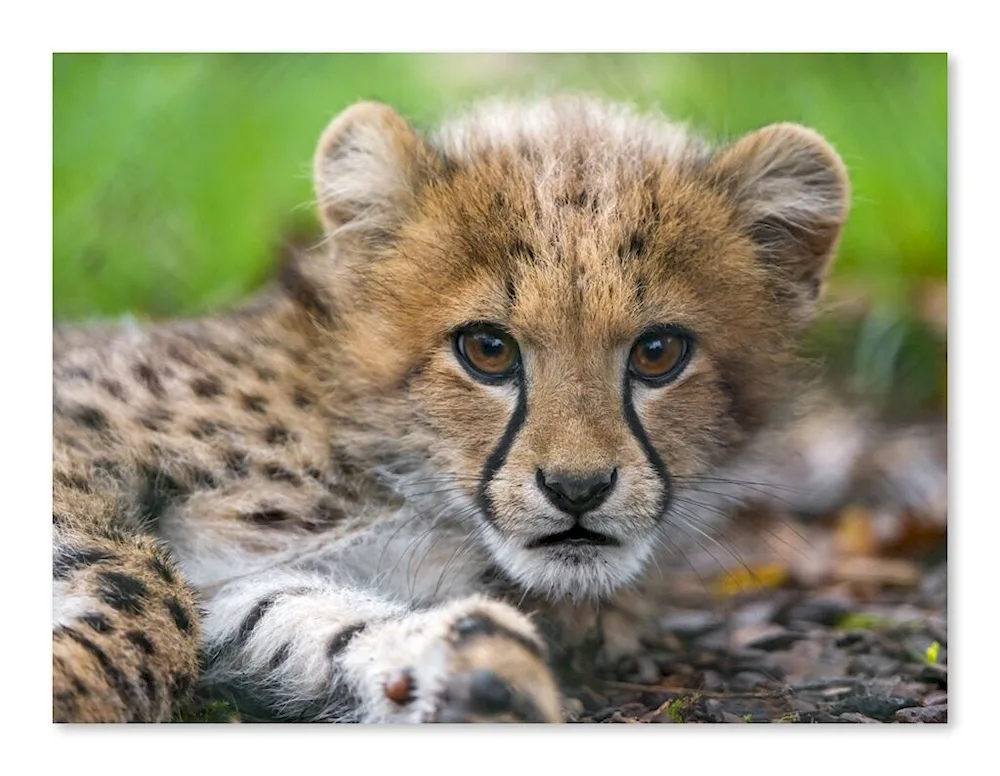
[351,597,563,723]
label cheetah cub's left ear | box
[710,123,850,314]
[313,102,433,242]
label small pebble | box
[847,654,902,678]
[658,611,726,640]
[837,712,881,723]
[894,704,947,723]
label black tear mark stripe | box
[622,378,671,520]
[475,380,528,523]
[451,613,546,660]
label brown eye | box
[628,328,692,383]
[455,324,521,381]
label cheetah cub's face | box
[310,98,849,601]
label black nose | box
[536,468,618,516]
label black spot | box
[164,596,193,635]
[327,623,367,659]
[100,379,125,401]
[241,393,268,413]
[80,612,114,634]
[133,362,165,399]
[189,466,219,490]
[305,466,324,480]
[148,554,176,584]
[451,613,545,659]
[139,667,159,709]
[97,571,150,615]
[137,407,173,432]
[292,387,314,409]
[53,546,116,579]
[312,497,347,524]
[262,463,301,485]
[255,367,276,383]
[223,449,251,478]
[507,238,535,262]
[136,465,190,524]
[59,627,139,711]
[242,508,294,527]
[268,642,292,671]
[190,375,223,398]
[237,595,278,644]
[71,406,109,432]
[618,233,648,260]
[166,343,195,367]
[264,425,291,445]
[126,631,156,655]
[190,419,219,439]
[71,677,91,697]
[170,671,194,700]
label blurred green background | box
[53,53,947,416]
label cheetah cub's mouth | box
[526,525,619,549]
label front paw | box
[427,610,562,723]
[367,599,563,723]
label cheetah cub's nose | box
[535,468,618,516]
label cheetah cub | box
[52,96,849,722]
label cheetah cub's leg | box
[53,485,201,722]
[201,569,563,722]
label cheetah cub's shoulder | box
[52,96,848,723]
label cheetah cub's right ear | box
[313,102,433,244]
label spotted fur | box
[53,95,852,722]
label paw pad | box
[466,669,513,714]
[383,669,415,705]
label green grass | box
[53,53,946,321]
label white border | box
[4,3,990,774]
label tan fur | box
[52,95,849,722]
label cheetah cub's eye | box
[454,324,521,382]
[628,327,693,385]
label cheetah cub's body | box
[52,96,849,722]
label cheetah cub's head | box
[308,97,849,601]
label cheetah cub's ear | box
[711,123,850,314]
[313,102,432,243]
